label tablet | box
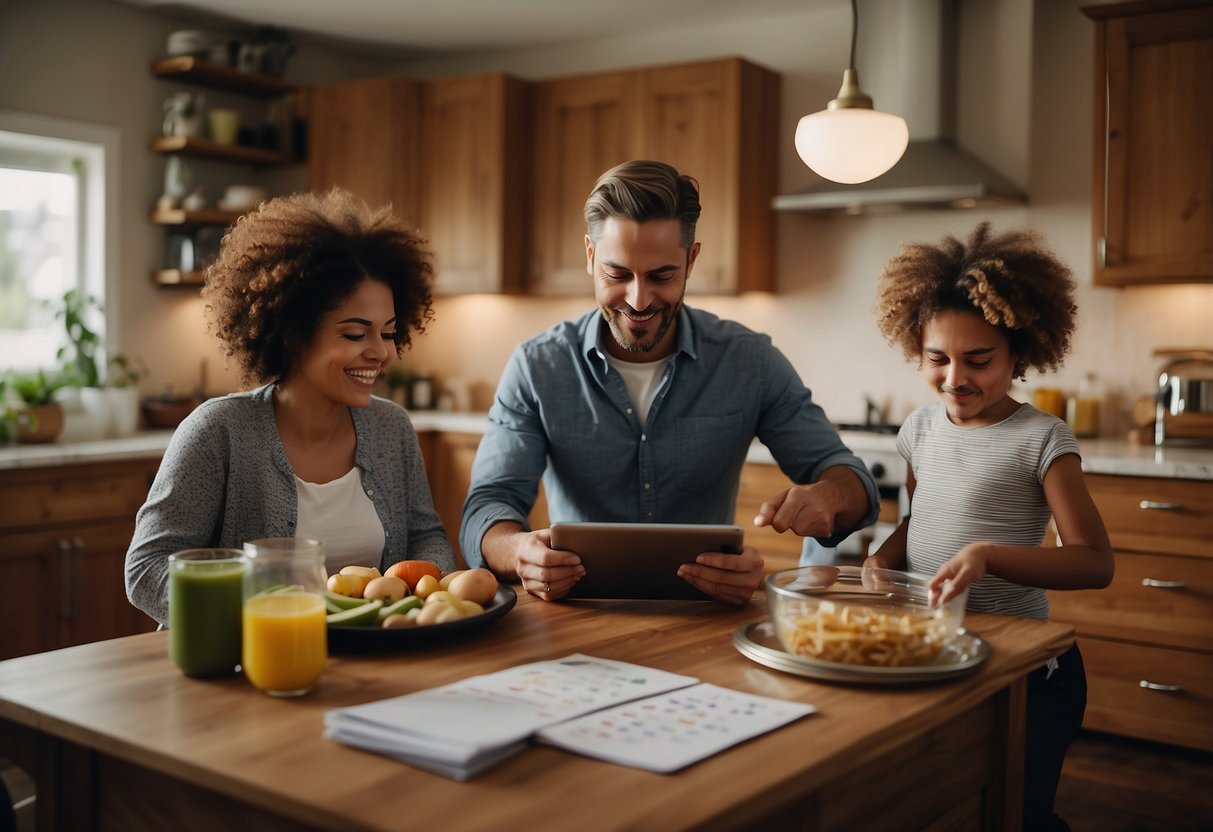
[549,522,745,601]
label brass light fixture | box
[795,0,909,184]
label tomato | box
[384,560,442,593]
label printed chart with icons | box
[537,683,816,772]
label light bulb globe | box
[795,108,909,184]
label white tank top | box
[294,467,386,574]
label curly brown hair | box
[874,222,1077,380]
[202,188,434,386]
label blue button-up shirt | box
[459,306,879,565]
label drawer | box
[0,460,158,531]
[1048,551,1213,652]
[1078,636,1213,751]
[1086,475,1213,558]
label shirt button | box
[641,434,647,441]
[384,530,391,538]
[646,512,654,518]
[366,488,374,496]
[644,482,651,490]
[626,408,633,414]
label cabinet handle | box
[1141,578,1185,589]
[1096,236,1106,270]
[1138,500,1184,511]
[1139,680,1183,693]
[58,538,74,618]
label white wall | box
[391,0,1213,431]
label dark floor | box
[1054,730,1213,832]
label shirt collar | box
[580,306,700,366]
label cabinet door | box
[0,542,53,660]
[56,519,159,650]
[420,74,530,294]
[642,59,778,294]
[1089,4,1213,285]
[531,71,644,294]
[307,76,421,226]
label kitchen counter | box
[0,592,1073,831]
[3,414,1212,481]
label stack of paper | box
[325,654,814,780]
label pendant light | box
[795,0,909,184]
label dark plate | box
[327,585,517,654]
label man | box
[460,160,878,603]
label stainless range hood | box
[775,0,1027,216]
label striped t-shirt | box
[898,402,1080,620]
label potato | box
[423,590,458,606]
[439,569,467,590]
[326,573,364,598]
[416,601,463,626]
[460,600,484,617]
[447,568,498,604]
[384,560,441,592]
[412,574,441,599]
[363,575,407,604]
[381,613,413,629]
[338,565,380,596]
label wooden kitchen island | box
[0,592,1072,832]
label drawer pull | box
[1138,500,1184,511]
[1139,680,1183,692]
[1141,578,1185,589]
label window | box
[0,111,118,374]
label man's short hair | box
[583,160,701,249]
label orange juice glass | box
[243,591,327,695]
[242,537,328,696]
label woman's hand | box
[929,542,992,606]
[677,546,765,605]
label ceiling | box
[115,0,822,56]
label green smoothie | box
[168,551,245,677]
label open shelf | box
[151,56,296,97]
[150,268,206,287]
[150,208,243,227]
[149,135,297,166]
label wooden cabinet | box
[530,57,780,295]
[1047,474,1213,750]
[1084,1,1213,285]
[419,73,531,294]
[531,70,644,294]
[306,75,421,226]
[0,459,161,660]
[149,56,303,287]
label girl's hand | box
[929,542,991,606]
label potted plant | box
[52,289,110,440]
[5,369,69,443]
[105,354,148,437]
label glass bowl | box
[765,565,969,668]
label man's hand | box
[754,467,869,540]
[481,522,585,600]
[677,546,765,605]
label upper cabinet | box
[419,73,531,295]
[530,57,780,296]
[306,76,421,227]
[1085,1,1213,286]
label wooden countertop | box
[0,592,1072,832]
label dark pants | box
[1023,642,1087,832]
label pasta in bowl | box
[766,566,969,668]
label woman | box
[126,188,456,626]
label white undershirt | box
[605,353,671,425]
[294,467,385,574]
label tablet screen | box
[550,522,744,600]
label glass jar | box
[168,548,246,677]
[242,537,328,697]
[1066,373,1102,438]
